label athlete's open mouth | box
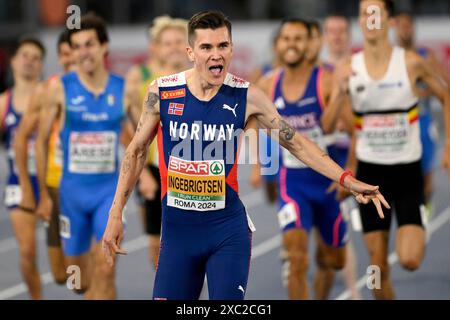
[209,65,224,76]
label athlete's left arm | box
[320,63,354,133]
[14,83,46,211]
[412,52,450,174]
[246,85,390,217]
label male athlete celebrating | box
[103,10,388,300]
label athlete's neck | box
[328,49,351,65]
[399,38,415,51]
[77,66,109,96]
[364,37,393,63]
[12,75,39,97]
[185,69,221,101]
[283,61,313,81]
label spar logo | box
[210,161,224,175]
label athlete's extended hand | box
[102,211,127,266]
[342,175,390,219]
[36,193,53,222]
[326,181,352,201]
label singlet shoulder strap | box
[157,71,186,88]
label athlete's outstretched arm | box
[14,83,45,211]
[35,78,63,221]
[412,52,450,175]
[246,84,390,217]
[103,81,160,266]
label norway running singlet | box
[153,71,254,300]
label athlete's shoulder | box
[257,67,281,95]
[223,73,250,89]
[60,70,77,84]
[405,48,425,68]
[416,46,430,59]
[157,71,186,87]
[0,89,9,104]
[320,61,335,72]
[0,90,8,111]
[0,89,11,128]
[108,72,125,85]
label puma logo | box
[222,103,238,117]
[238,285,245,294]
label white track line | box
[335,205,450,300]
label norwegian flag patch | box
[168,102,184,116]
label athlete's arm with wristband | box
[247,85,390,219]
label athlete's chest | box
[65,88,124,127]
[275,90,322,131]
[160,87,245,141]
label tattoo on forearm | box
[279,119,295,141]
[124,190,130,198]
[144,92,159,111]
[136,120,143,133]
[122,153,132,175]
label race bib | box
[167,156,225,211]
[4,185,22,207]
[361,113,410,156]
[60,215,71,239]
[282,126,326,169]
[277,202,297,229]
[69,131,116,173]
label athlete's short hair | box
[360,0,395,17]
[68,12,109,46]
[308,19,322,35]
[14,37,46,59]
[324,14,350,32]
[188,10,232,46]
[57,29,70,53]
[395,11,414,22]
[147,15,188,43]
[277,18,311,37]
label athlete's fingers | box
[376,191,391,209]
[371,197,385,219]
[354,193,368,204]
[112,241,127,255]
